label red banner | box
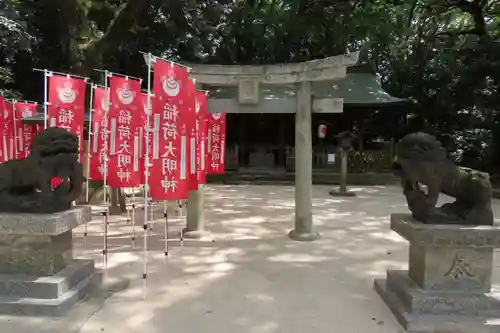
[107,76,143,188]
[89,86,108,181]
[195,91,208,184]
[149,60,190,200]
[0,97,6,162]
[14,101,39,159]
[1,101,16,162]
[206,112,226,174]
[47,74,86,159]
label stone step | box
[375,278,500,333]
[0,271,101,317]
[386,270,500,316]
[0,259,94,300]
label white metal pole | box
[143,53,153,281]
[12,100,18,159]
[43,70,50,129]
[84,84,95,240]
[103,72,110,267]
[163,201,168,256]
[150,201,154,231]
[132,202,136,242]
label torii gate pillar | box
[288,81,318,241]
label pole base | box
[329,189,357,197]
[181,228,208,240]
[288,229,319,242]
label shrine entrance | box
[186,52,360,241]
[227,113,293,174]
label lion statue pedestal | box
[0,128,101,316]
[375,214,500,333]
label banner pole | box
[43,70,50,129]
[150,200,154,231]
[103,71,110,268]
[143,52,153,283]
[84,84,95,242]
[11,99,39,104]
[93,68,142,82]
[126,191,131,224]
[33,68,88,81]
[138,51,192,71]
[12,100,18,160]
[131,201,136,243]
[163,201,168,256]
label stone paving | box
[1,185,499,332]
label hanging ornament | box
[318,124,327,139]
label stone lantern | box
[329,131,357,197]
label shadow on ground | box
[7,185,500,333]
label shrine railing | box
[285,147,393,173]
[223,145,394,173]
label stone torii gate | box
[186,52,359,241]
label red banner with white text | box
[14,101,39,159]
[0,97,8,162]
[0,97,3,162]
[107,76,143,188]
[89,86,108,181]
[206,112,226,174]
[195,91,208,184]
[149,60,190,200]
[47,74,86,160]
[1,101,16,162]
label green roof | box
[208,72,406,106]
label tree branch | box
[89,0,146,57]
[50,0,88,65]
[436,29,478,37]
[81,0,147,74]
[51,0,85,31]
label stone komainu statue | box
[392,132,493,225]
[0,127,83,213]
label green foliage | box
[1,0,499,173]
[366,0,500,171]
[0,0,32,97]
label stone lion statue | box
[392,132,493,225]
[0,127,83,213]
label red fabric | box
[51,177,64,188]
[106,76,143,188]
[47,74,86,161]
[148,60,191,200]
[206,112,226,174]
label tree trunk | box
[52,0,147,75]
[52,0,148,214]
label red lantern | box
[318,124,327,139]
